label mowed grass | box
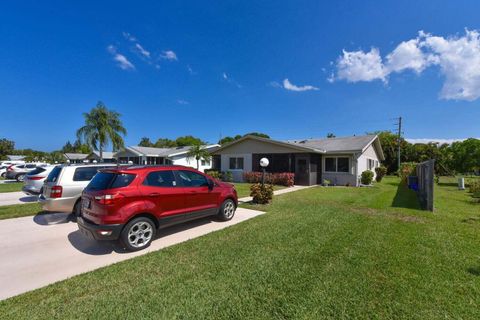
[1,177,480,319]
[0,202,43,220]
[233,182,285,198]
[0,182,22,193]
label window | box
[46,166,62,182]
[325,158,336,172]
[325,157,350,173]
[201,159,210,166]
[229,157,244,170]
[27,167,46,175]
[367,159,375,170]
[337,158,349,172]
[26,164,37,169]
[73,167,101,181]
[143,170,176,187]
[86,172,136,191]
[176,170,208,187]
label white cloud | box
[187,65,196,75]
[282,78,318,92]
[107,45,135,70]
[386,38,429,74]
[332,29,480,101]
[335,48,386,82]
[222,72,242,88]
[135,43,150,58]
[406,138,468,145]
[177,99,189,105]
[160,50,178,61]
[122,32,136,42]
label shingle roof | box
[126,144,220,157]
[7,155,25,161]
[286,135,377,153]
[64,153,88,160]
[91,151,115,159]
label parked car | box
[6,163,47,181]
[0,166,7,178]
[22,165,55,195]
[77,165,238,251]
[39,163,118,215]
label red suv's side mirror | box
[207,179,214,190]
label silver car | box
[6,163,47,181]
[22,165,55,195]
[39,163,117,216]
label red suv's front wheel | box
[120,217,157,251]
[217,199,236,221]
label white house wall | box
[170,155,213,172]
[322,154,357,186]
[357,144,382,181]
[220,153,252,182]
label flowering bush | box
[398,162,417,183]
[250,183,274,204]
[243,172,295,187]
[205,170,221,179]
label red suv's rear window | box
[86,172,136,191]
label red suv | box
[77,165,238,251]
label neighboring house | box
[114,145,220,172]
[86,151,116,163]
[211,134,384,186]
[7,155,25,161]
[63,153,88,164]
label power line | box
[394,116,403,170]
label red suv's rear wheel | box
[120,217,157,251]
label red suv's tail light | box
[94,194,124,205]
[50,186,63,198]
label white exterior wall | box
[220,153,253,182]
[170,155,213,172]
[357,144,382,182]
[321,154,358,186]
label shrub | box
[322,179,331,186]
[469,179,480,194]
[361,170,374,185]
[398,162,417,183]
[222,171,233,182]
[375,166,387,182]
[205,170,221,179]
[250,183,274,204]
[243,172,295,187]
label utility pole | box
[396,117,402,171]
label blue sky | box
[1,1,480,151]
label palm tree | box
[76,102,127,161]
[187,143,211,170]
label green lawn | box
[1,177,480,319]
[0,203,43,220]
[0,182,22,193]
[233,182,286,198]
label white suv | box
[39,163,118,217]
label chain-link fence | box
[416,159,435,211]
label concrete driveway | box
[0,208,264,301]
[0,191,38,206]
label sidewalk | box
[0,191,37,206]
[238,185,316,203]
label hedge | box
[243,172,295,187]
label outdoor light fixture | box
[92,160,97,164]
[260,157,269,186]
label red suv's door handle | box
[148,193,160,197]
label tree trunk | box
[196,158,200,170]
[99,146,103,163]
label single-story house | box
[114,144,220,172]
[63,153,88,164]
[211,134,384,186]
[86,151,116,163]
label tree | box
[154,138,177,148]
[139,137,154,147]
[0,138,15,160]
[218,132,269,145]
[76,102,127,161]
[327,133,336,138]
[175,135,206,147]
[186,143,211,170]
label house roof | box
[120,144,220,158]
[64,153,88,160]
[90,151,115,159]
[214,134,385,160]
[7,155,25,161]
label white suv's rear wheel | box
[120,217,156,251]
[16,174,25,182]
